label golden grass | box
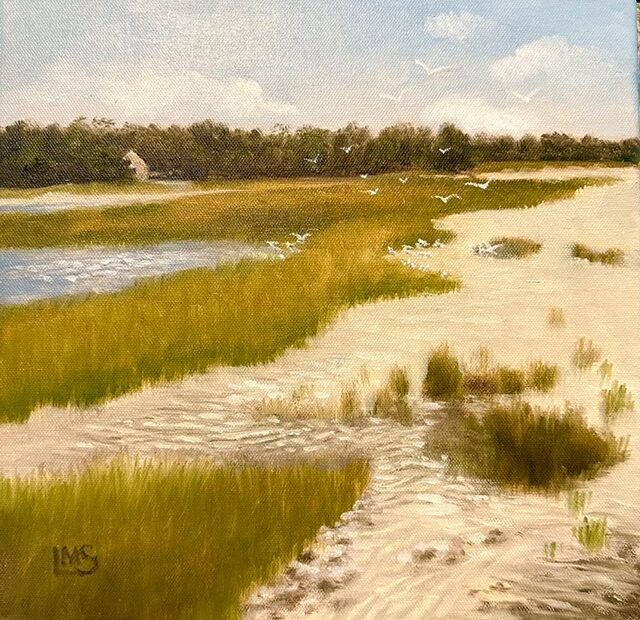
[547,307,566,328]
[425,401,628,491]
[474,160,633,173]
[571,243,625,266]
[0,175,601,422]
[0,457,370,619]
[489,236,542,259]
[571,337,602,371]
[600,381,635,424]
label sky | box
[0,0,638,137]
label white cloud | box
[1,61,298,126]
[425,12,484,41]
[421,95,533,136]
[490,36,613,83]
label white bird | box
[434,194,461,203]
[361,188,380,196]
[505,88,540,103]
[341,145,354,154]
[485,243,504,255]
[379,89,408,103]
[402,245,414,253]
[399,177,409,184]
[266,240,280,250]
[415,60,454,76]
[465,179,492,190]
[285,241,301,253]
[439,147,451,154]
[291,232,311,243]
[387,246,397,256]
[304,153,320,165]
[359,173,369,179]
[433,239,445,248]
[416,238,430,248]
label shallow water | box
[0,241,269,304]
[0,168,637,618]
[0,187,237,213]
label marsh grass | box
[527,361,560,392]
[543,541,558,561]
[425,401,627,491]
[601,381,635,423]
[425,346,558,400]
[0,175,600,422]
[573,517,610,553]
[422,345,463,401]
[473,161,632,173]
[571,337,602,371]
[0,457,370,619]
[598,359,614,384]
[567,489,592,518]
[489,236,542,259]
[547,307,566,328]
[372,366,412,426]
[571,243,625,266]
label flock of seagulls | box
[387,236,450,276]
[265,232,312,260]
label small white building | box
[123,150,149,181]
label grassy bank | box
[0,457,369,619]
[0,175,602,422]
[571,243,625,266]
[474,161,634,173]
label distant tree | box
[433,123,472,172]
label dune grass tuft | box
[573,517,610,553]
[527,361,560,392]
[567,489,592,518]
[547,307,566,328]
[489,236,542,259]
[571,243,624,266]
[600,381,635,423]
[0,457,370,619]
[571,337,602,371]
[424,401,628,491]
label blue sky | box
[1,0,637,137]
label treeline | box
[1,117,638,187]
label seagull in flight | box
[266,240,280,250]
[438,147,451,154]
[291,232,312,243]
[399,177,409,184]
[359,173,369,179]
[340,145,354,154]
[434,194,461,203]
[361,188,380,196]
[379,89,408,103]
[415,60,454,76]
[465,179,492,190]
[304,153,321,165]
[387,246,397,256]
[285,241,301,253]
[505,88,541,103]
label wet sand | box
[0,167,637,618]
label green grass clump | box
[425,401,628,491]
[573,517,610,553]
[338,385,367,426]
[496,367,527,395]
[567,489,592,518]
[527,361,560,392]
[571,243,625,266]
[489,236,542,259]
[547,307,566,328]
[422,345,463,401]
[600,381,635,423]
[571,337,602,371]
[0,175,600,422]
[372,366,412,425]
[0,457,370,619]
